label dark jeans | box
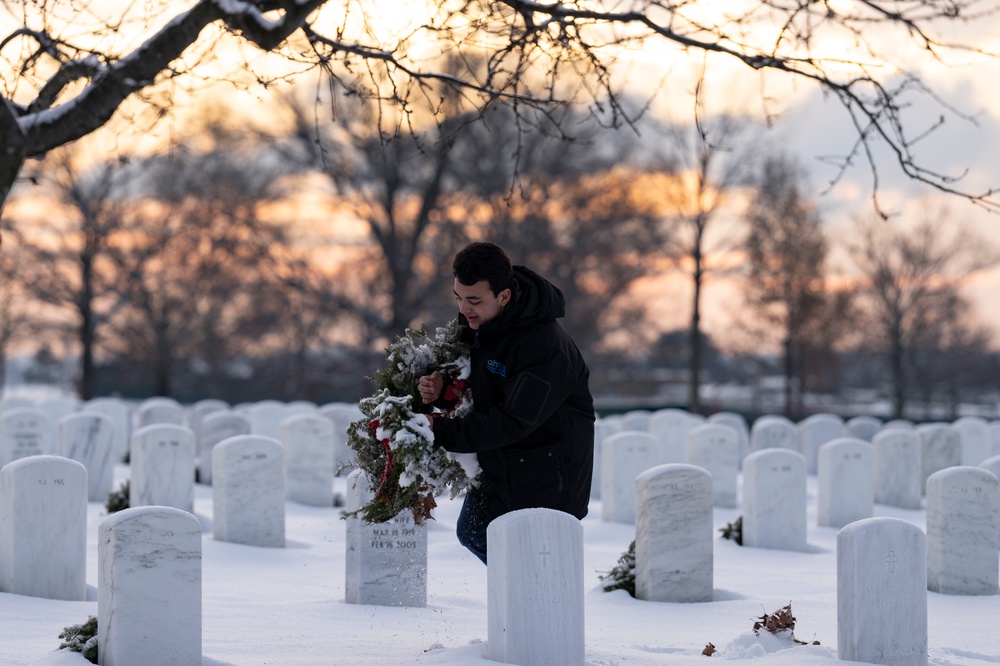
[456,488,493,565]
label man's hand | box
[418,371,444,404]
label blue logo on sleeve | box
[486,360,507,377]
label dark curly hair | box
[452,242,513,296]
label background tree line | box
[2,95,998,421]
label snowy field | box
[4,466,1000,666]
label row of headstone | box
[478,497,993,665]
[0,395,362,512]
[600,421,743,522]
[598,411,1000,528]
[838,472,999,665]
[600,428,840,527]
[2,439,994,666]
[0,395,81,429]
[0,394,355,462]
[621,460,996,665]
[603,452,997,666]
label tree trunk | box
[0,98,27,225]
[688,243,704,414]
[78,244,96,400]
[890,324,906,420]
[79,299,95,400]
[783,335,795,419]
[155,324,172,397]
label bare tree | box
[280,92,663,355]
[3,1,999,220]
[656,105,759,413]
[848,211,998,419]
[911,294,995,419]
[11,145,129,398]
[103,123,298,398]
[447,104,664,354]
[743,155,845,418]
[0,223,35,386]
[278,92,471,344]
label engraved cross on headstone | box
[885,550,897,573]
[539,544,551,568]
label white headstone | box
[135,397,184,428]
[845,415,882,442]
[280,413,336,506]
[872,429,923,509]
[600,431,659,524]
[188,399,229,431]
[837,517,927,666]
[649,408,697,463]
[38,397,80,427]
[591,419,622,499]
[797,413,846,475]
[486,508,584,666]
[917,423,962,490]
[883,419,915,431]
[953,416,991,466]
[685,423,738,508]
[0,396,34,413]
[213,436,285,548]
[286,400,317,415]
[926,466,1000,595]
[749,415,797,453]
[635,464,713,602]
[248,400,289,439]
[56,411,115,502]
[741,448,807,551]
[344,469,428,607]
[620,409,653,432]
[197,411,251,485]
[187,399,228,457]
[318,402,363,472]
[707,411,749,467]
[989,421,1000,458]
[129,424,196,513]
[0,455,87,600]
[98,506,201,666]
[817,438,874,528]
[85,398,131,463]
[979,455,1000,543]
[0,408,52,468]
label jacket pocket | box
[504,442,566,511]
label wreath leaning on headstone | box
[343,319,480,525]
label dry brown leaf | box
[754,602,796,634]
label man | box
[419,241,595,565]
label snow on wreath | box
[343,318,480,525]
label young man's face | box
[454,278,510,329]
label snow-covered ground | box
[4,466,1000,666]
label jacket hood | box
[507,265,565,326]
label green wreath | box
[344,319,479,524]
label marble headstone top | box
[98,505,202,666]
[0,455,87,600]
[487,508,584,666]
[837,517,927,666]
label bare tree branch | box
[3,0,1000,218]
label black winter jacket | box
[431,265,595,521]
